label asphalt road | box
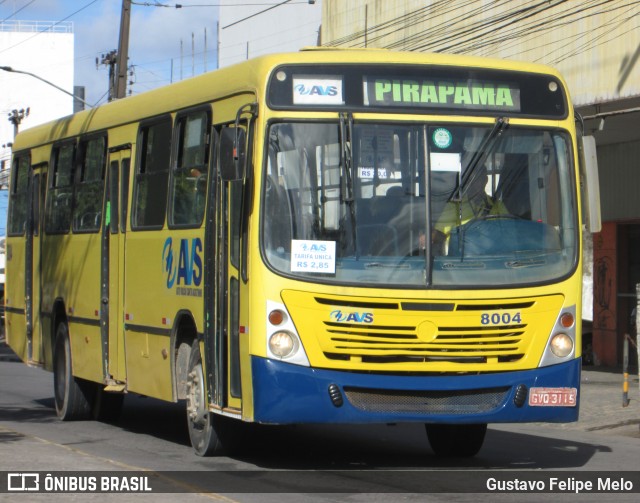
[1,340,639,502]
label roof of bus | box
[12,48,566,152]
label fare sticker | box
[291,240,336,274]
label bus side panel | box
[41,233,100,382]
[67,323,103,383]
[123,232,174,401]
[5,238,28,362]
[65,233,104,383]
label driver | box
[431,164,508,253]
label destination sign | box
[363,77,521,112]
[268,64,566,118]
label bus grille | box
[343,386,510,414]
[318,298,535,365]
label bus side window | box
[169,109,210,227]
[73,136,106,232]
[132,117,172,229]
[7,154,30,236]
[45,142,75,234]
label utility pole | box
[98,50,117,101]
[8,108,30,138]
[115,0,131,99]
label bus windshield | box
[262,120,577,288]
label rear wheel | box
[426,423,487,457]
[53,322,92,420]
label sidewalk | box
[1,336,639,438]
[556,364,640,438]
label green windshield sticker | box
[432,128,452,148]
[364,77,521,112]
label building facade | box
[0,20,75,184]
[321,0,640,367]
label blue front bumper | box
[251,356,580,424]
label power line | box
[0,0,36,23]
[464,0,608,57]
[449,0,637,61]
[486,0,634,61]
[131,1,311,6]
[441,0,617,55]
[223,0,292,29]
[404,0,570,54]
[323,0,485,48]
[548,4,640,65]
[0,0,100,55]
[322,0,639,73]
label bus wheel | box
[186,341,223,456]
[425,423,487,457]
[53,322,92,421]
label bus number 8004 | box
[481,312,522,326]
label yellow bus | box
[5,49,600,457]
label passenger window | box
[132,118,172,228]
[7,154,30,236]
[73,136,106,232]
[45,143,75,234]
[169,110,209,227]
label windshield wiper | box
[452,117,509,260]
[339,112,358,256]
[456,116,509,201]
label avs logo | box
[299,242,327,252]
[162,237,203,289]
[294,84,339,97]
[292,77,344,105]
[330,309,374,324]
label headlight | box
[266,300,310,366]
[269,331,296,358]
[539,306,577,367]
[550,333,574,358]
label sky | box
[0,0,222,106]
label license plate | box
[528,387,577,407]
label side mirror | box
[219,127,246,181]
[579,135,601,233]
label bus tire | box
[186,341,223,456]
[425,423,487,457]
[53,322,92,421]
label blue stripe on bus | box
[251,356,580,425]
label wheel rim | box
[186,362,207,429]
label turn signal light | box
[560,312,574,328]
[268,309,286,326]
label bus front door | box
[207,127,244,415]
[102,147,130,386]
[28,169,44,364]
[223,178,243,410]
